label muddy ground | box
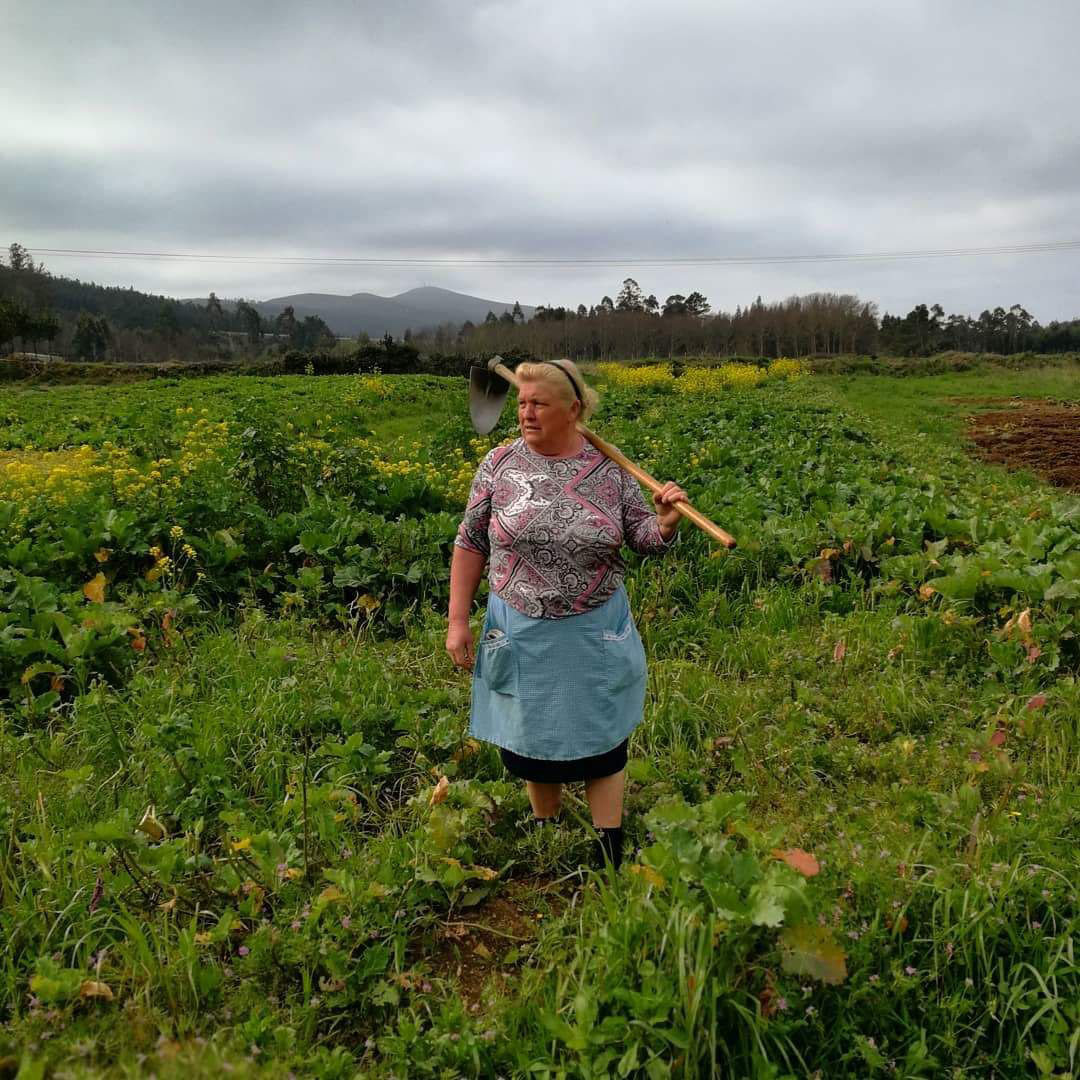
[964,398,1080,492]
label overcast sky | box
[3,0,1079,320]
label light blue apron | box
[469,584,647,761]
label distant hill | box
[243,286,535,337]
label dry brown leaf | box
[832,640,847,664]
[79,980,114,1001]
[772,848,821,877]
[473,941,493,960]
[83,573,107,604]
[318,885,346,904]
[429,775,450,806]
[627,864,666,889]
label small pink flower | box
[238,945,250,956]
[776,997,789,1011]
[341,916,351,929]
[868,974,880,983]
[291,920,301,931]
[904,965,916,976]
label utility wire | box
[26,239,1080,269]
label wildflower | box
[805,1005,817,1017]
[238,945,250,956]
[904,966,917,976]
[965,977,974,988]
[341,916,351,929]
[182,543,196,559]
[868,974,879,983]
[291,920,301,931]
[776,997,789,1011]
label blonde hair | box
[515,359,600,421]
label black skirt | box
[499,738,628,783]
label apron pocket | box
[478,629,517,695]
[603,618,646,693]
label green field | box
[1,367,1077,1078]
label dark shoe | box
[594,826,624,870]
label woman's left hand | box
[654,481,688,537]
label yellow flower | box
[170,525,184,540]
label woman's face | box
[517,380,579,453]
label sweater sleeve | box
[454,453,495,556]
[620,465,679,556]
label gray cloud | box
[2,0,1079,320]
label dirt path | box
[965,398,1080,491]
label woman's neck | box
[527,431,585,458]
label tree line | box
[410,277,1080,360]
[0,244,339,363]
[3,244,1078,364]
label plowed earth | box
[965,399,1080,492]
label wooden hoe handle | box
[490,361,737,549]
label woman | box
[445,359,686,870]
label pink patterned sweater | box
[454,438,676,619]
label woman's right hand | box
[446,619,475,669]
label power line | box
[24,239,1080,270]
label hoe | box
[468,356,736,548]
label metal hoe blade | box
[469,363,511,434]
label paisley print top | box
[454,438,676,618]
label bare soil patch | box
[966,399,1080,491]
[419,873,578,1013]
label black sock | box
[594,826,624,869]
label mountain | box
[247,286,534,337]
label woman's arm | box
[621,468,687,554]
[446,544,487,669]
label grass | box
[0,369,1077,1077]
[826,367,1080,440]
